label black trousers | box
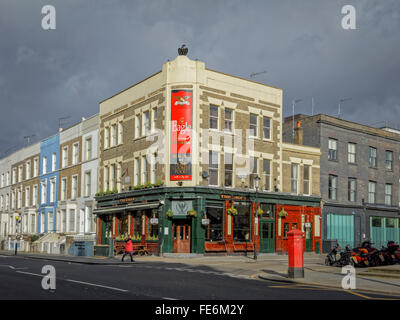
[122,251,134,261]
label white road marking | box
[162,297,179,300]
[66,279,129,292]
[0,265,28,270]
[15,270,129,293]
[16,271,43,277]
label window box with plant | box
[155,180,164,187]
[255,207,264,216]
[187,210,197,217]
[166,209,174,218]
[278,209,288,218]
[227,206,238,216]
[131,234,142,242]
[115,234,128,242]
[146,234,159,242]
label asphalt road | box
[0,255,398,301]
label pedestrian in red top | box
[121,237,135,262]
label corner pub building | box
[94,49,322,256]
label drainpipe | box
[361,198,367,242]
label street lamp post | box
[14,215,20,256]
[292,99,303,143]
[254,176,261,261]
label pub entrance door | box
[173,219,191,253]
[259,220,275,253]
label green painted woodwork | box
[259,219,275,253]
[95,186,321,255]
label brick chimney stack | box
[294,121,303,145]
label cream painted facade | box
[99,55,285,191]
[282,143,321,196]
[0,142,40,252]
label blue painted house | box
[38,133,59,234]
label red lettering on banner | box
[170,90,193,181]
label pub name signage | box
[119,197,135,204]
[220,195,247,201]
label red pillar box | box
[287,229,304,278]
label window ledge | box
[133,136,146,142]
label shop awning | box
[94,202,159,215]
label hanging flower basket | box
[278,209,288,218]
[166,209,174,218]
[227,207,238,216]
[256,208,264,216]
[187,210,197,217]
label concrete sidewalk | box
[2,250,400,296]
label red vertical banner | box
[170,90,193,181]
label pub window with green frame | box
[205,206,223,242]
[132,211,143,237]
[146,209,159,240]
[260,203,274,218]
[117,213,129,236]
[233,204,251,242]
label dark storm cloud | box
[0,0,399,155]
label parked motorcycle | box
[338,245,353,266]
[349,241,379,267]
[325,240,400,268]
[379,241,400,265]
[325,244,341,266]
[325,244,353,267]
[349,247,370,267]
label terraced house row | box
[1,51,398,256]
[0,115,99,255]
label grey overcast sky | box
[0,0,399,155]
